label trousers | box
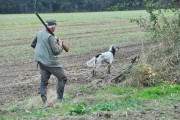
[39,63,67,103]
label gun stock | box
[62,42,69,52]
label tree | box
[0,0,148,13]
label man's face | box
[50,25,56,32]
[52,26,56,32]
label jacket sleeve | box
[48,36,63,55]
[31,36,37,49]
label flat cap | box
[46,19,57,26]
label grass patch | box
[131,84,180,99]
[68,98,142,115]
[101,85,135,95]
[0,84,179,119]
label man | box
[31,19,67,105]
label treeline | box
[0,0,146,14]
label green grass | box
[0,84,179,119]
[100,85,135,95]
[0,11,148,63]
[0,11,149,24]
[131,84,180,99]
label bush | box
[131,1,180,84]
[131,63,162,87]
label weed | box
[69,103,87,115]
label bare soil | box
[0,42,179,119]
[0,42,142,105]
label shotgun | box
[34,0,69,52]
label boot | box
[41,95,47,106]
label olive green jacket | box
[31,29,63,67]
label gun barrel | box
[35,12,69,52]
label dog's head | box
[109,45,120,56]
[114,45,120,51]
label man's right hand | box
[58,38,69,52]
[58,38,63,46]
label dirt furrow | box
[0,42,151,106]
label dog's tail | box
[87,57,96,67]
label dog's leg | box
[108,64,111,74]
[94,70,96,76]
[91,68,97,76]
[93,62,100,76]
[92,70,95,76]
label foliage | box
[109,0,145,11]
[109,3,126,11]
[131,0,180,84]
[0,0,147,14]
